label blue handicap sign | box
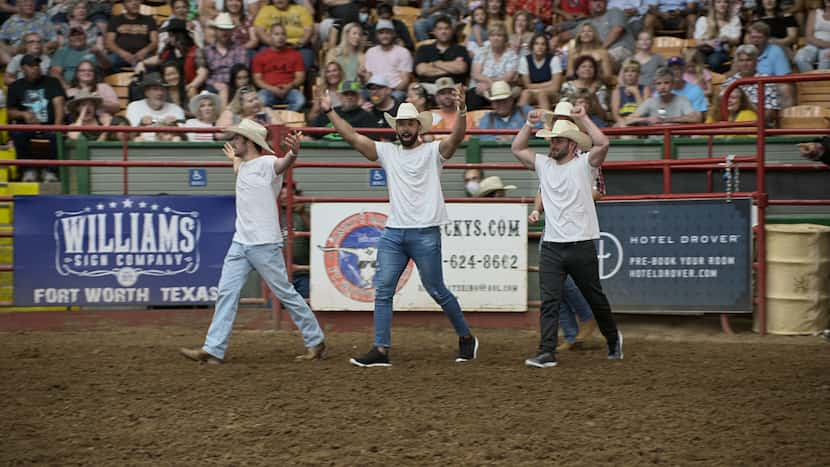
[369,168,386,187]
[189,169,207,187]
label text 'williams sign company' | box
[14,196,235,306]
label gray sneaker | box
[524,351,557,368]
[41,170,59,183]
[21,169,38,182]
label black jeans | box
[10,131,57,175]
[539,240,619,353]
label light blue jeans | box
[559,274,595,343]
[373,226,470,348]
[203,242,324,359]
[257,88,306,111]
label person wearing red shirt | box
[251,23,306,111]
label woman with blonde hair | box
[324,22,366,83]
[693,0,742,72]
[611,59,649,126]
[215,85,283,133]
[467,21,519,110]
[566,22,613,81]
[509,10,534,57]
[308,61,345,122]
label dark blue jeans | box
[373,226,470,348]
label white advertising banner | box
[310,203,527,311]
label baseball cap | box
[667,56,685,67]
[434,77,456,92]
[338,80,362,94]
[367,75,390,88]
[21,54,41,66]
[376,19,395,31]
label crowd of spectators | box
[0,0,828,181]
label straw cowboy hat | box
[536,119,592,150]
[485,80,521,101]
[189,90,222,116]
[384,102,433,132]
[225,119,275,153]
[477,176,517,197]
[210,12,235,30]
[67,89,102,114]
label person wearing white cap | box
[511,104,623,368]
[180,120,326,364]
[365,74,401,129]
[364,19,413,103]
[319,83,479,367]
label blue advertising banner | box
[14,195,235,306]
[595,198,753,312]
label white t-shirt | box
[182,118,215,142]
[517,54,563,77]
[375,140,450,228]
[535,152,600,242]
[232,155,283,245]
[125,99,186,142]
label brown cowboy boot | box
[179,347,224,364]
[295,342,328,361]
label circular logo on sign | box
[320,212,413,302]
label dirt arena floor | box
[1,315,828,466]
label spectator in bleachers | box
[126,71,186,141]
[508,0,552,26]
[309,79,377,136]
[216,85,284,128]
[795,0,830,71]
[572,87,608,126]
[467,21,518,110]
[682,48,713,98]
[644,0,698,37]
[318,0,360,44]
[252,23,306,111]
[413,15,471,85]
[751,0,799,58]
[161,61,189,110]
[183,91,221,141]
[4,31,49,85]
[463,167,484,196]
[364,20,413,102]
[430,77,472,135]
[608,0,650,37]
[693,0,742,72]
[566,22,614,81]
[364,75,401,129]
[223,63,251,108]
[477,175,516,197]
[0,0,56,57]
[667,55,708,114]
[465,6,488,57]
[705,87,757,123]
[220,0,259,50]
[508,10,534,57]
[50,27,110,88]
[413,0,467,42]
[745,21,792,75]
[198,13,249,98]
[98,115,138,142]
[477,80,533,141]
[65,59,119,114]
[559,0,635,69]
[308,61,343,122]
[159,0,205,53]
[518,33,563,110]
[630,30,666,88]
[550,0,590,35]
[611,59,648,125]
[67,90,106,141]
[623,66,701,125]
[105,0,158,71]
[369,2,415,52]
[253,0,314,72]
[323,22,365,83]
[55,0,102,50]
[722,44,781,125]
[136,20,205,98]
[485,0,513,32]
[799,136,830,166]
[406,82,440,129]
[7,54,65,182]
[560,55,610,114]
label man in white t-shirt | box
[180,119,326,364]
[511,104,623,368]
[318,86,478,367]
[125,72,186,142]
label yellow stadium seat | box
[653,36,687,60]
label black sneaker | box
[349,347,391,367]
[455,335,479,362]
[524,351,557,368]
[608,331,624,360]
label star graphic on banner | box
[163,206,171,213]
[84,207,91,212]
[122,199,134,208]
[96,204,104,210]
[138,201,147,208]
[109,202,117,208]
[151,204,159,211]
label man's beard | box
[549,146,569,160]
[399,132,419,147]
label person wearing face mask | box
[463,167,484,197]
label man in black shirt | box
[413,15,470,85]
[311,80,378,139]
[799,137,830,167]
[104,0,159,71]
[365,75,400,130]
[7,54,66,182]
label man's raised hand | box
[222,142,236,161]
[284,131,303,156]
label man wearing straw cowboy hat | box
[318,85,479,367]
[511,104,623,368]
[180,119,326,364]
